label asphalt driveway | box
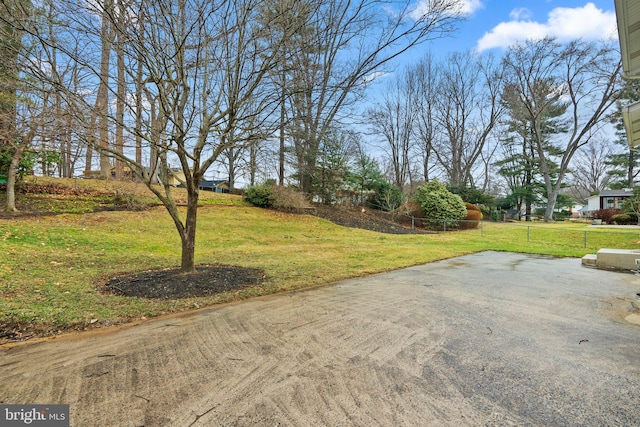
[1,251,639,426]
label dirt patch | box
[311,205,428,235]
[102,264,266,299]
[0,319,39,343]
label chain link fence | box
[403,215,640,250]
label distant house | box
[177,179,230,193]
[586,189,633,216]
[198,179,230,193]
[83,167,229,193]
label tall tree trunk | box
[628,150,635,188]
[249,139,257,186]
[135,4,145,167]
[180,193,198,273]
[114,0,126,180]
[5,143,25,212]
[97,0,112,179]
[279,76,286,186]
[228,148,236,189]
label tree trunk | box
[228,151,235,190]
[544,186,561,222]
[97,0,112,179]
[5,143,25,212]
[180,180,200,272]
[180,212,197,273]
[114,0,125,180]
[135,5,144,166]
[628,149,635,188]
[279,77,286,186]
[249,139,256,186]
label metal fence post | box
[584,230,587,248]
[411,216,415,230]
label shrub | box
[447,185,495,206]
[460,202,483,229]
[245,184,310,211]
[592,208,620,224]
[244,184,275,208]
[368,181,404,212]
[271,186,311,212]
[413,181,467,229]
[611,213,634,225]
[464,202,480,212]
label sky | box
[418,0,618,56]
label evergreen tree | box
[496,80,566,220]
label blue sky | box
[420,0,617,56]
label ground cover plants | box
[1,178,639,343]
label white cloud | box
[410,0,484,21]
[509,8,532,21]
[361,71,392,85]
[477,2,617,52]
[455,0,484,16]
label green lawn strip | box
[1,206,639,336]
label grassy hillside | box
[2,176,246,214]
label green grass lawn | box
[2,180,639,339]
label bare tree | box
[502,38,622,221]
[113,0,128,180]
[96,0,114,178]
[570,139,613,203]
[367,67,418,189]
[13,0,292,272]
[258,0,315,186]
[286,0,461,194]
[409,52,438,182]
[430,50,504,188]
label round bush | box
[413,181,467,227]
[464,202,480,212]
[460,203,483,229]
[244,184,275,208]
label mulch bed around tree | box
[102,264,266,299]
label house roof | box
[615,1,640,148]
[587,189,634,199]
[615,0,640,79]
[176,180,229,189]
[199,180,228,187]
